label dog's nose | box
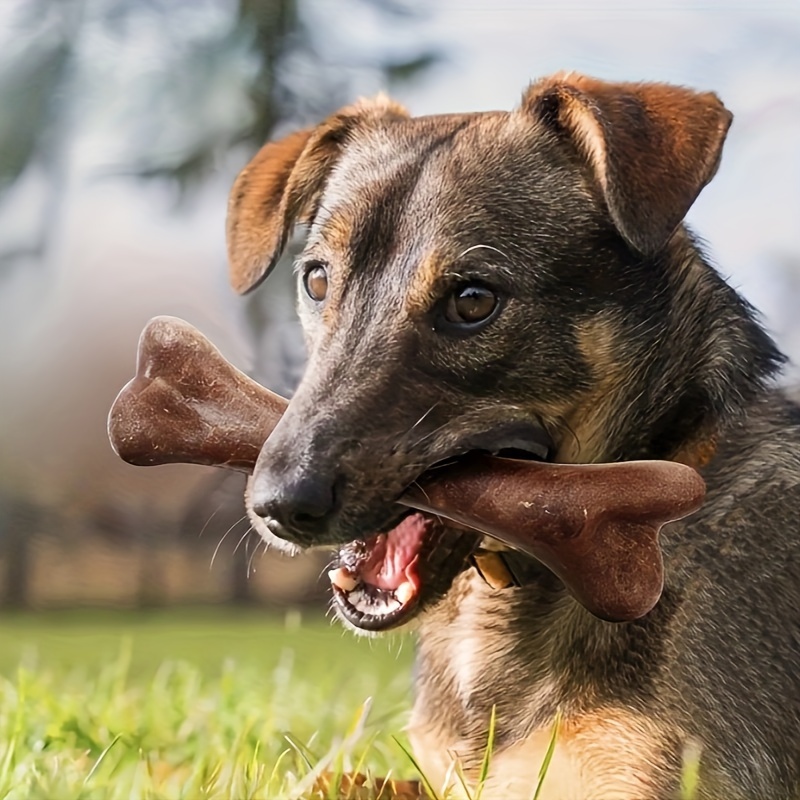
[251,470,340,543]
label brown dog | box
[226,73,800,799]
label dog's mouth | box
[328,421,554,633]
[329,511,473,632]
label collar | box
[471,548,549,589]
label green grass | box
[0,609,705,799]
[0,608,418,799]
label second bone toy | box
[108,316,706,622]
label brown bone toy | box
[108,316,706,621]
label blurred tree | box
[0,496,42,609]
[0,0,83,268]
[0,0,436,243]
[0,0,437,259]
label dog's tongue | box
[330,514,430,606]
[357,514,425,591]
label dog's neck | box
[559,230,784,466]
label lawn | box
[0,607,418,799]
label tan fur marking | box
[316,216,355,329]
[226,94,410,294]
[559,316,626,463]
[320,283,344,328]
[412,707,671,800]
[316,214,353,254]
[405,250,448,317]
[673,435,718,470]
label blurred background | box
[0,0,799,612]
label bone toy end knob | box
[402,455,706,621]
[108,316,287,471]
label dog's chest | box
[409,573,561,794]
[408,571,669,799]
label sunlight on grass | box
[0,609,417,799]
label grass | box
[0,608,704,799]
[0,607,419,799]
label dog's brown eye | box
[303,264,328,302]
[444,285,499,326]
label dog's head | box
[227,73,732,632]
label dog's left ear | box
[227,95,409,294]
[522,73,733,255]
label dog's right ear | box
[226,96,409,294]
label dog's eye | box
[443,284,499,327]
[303,263,328,302]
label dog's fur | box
[226,74,800,799]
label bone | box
[402,455,703,621]
[108,316,285,471]
[108,316,706,621]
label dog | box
[225,73,800,799]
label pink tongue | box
[359,513,428,591]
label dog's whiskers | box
[409,402,440,435]
[198,503,224,540]
[392,403,442,456]
[210,514,247,570]
[456,243,510,262]
[411,480,432,505]
[246,527,262,577]
[410,419,452,449]
[233,525,256,555]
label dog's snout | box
[251,469,341,543]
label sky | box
[398,0,800,358]
[1,0,799,506]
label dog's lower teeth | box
[346,587,402,617]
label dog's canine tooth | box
[328,567,359,592]
[395,581,416,605]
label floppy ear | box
[521,72,733,255]
[226,96,409,294]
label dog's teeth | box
[348,588,369,611]
[395,581,415,605]
[344,587,402,617]
[328,568,359,592]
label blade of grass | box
[283,733,318,770]
[451,758,475,800]
[84,733,123,785]
[393,736,442,800]
[473,705,497,800]
[680,738,703,800]
[531,711,561,800]
[0,668,28,792]
[267,747,292,793]
[345,697,373,742]
[347,732,380,799]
